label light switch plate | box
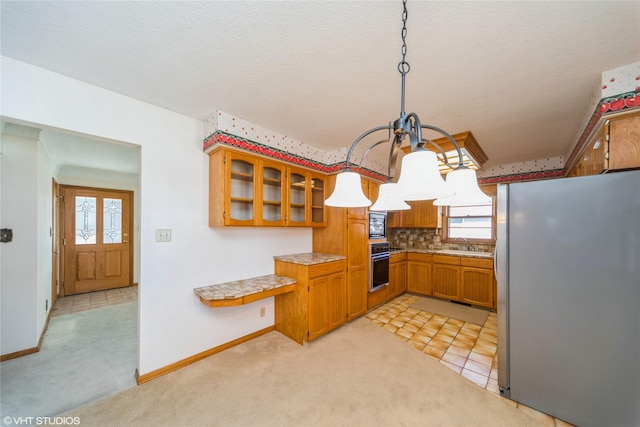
[155,229,171,242]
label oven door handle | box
[371,253,391,261]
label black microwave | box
[368,212,387,239]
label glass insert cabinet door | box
[261,161,286,226]
[228,154,256,224]
[288,170,307,225]
[310,174,326,225]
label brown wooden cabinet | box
[346,217,368,320]
[388,200,438,228]
[313,174,370,321]
[407,253,432,295]
[432,255,461,300]
[208,147,326,227]
[274,259,346,344]
[569,110,640,177]
[389,252,407,299]
[460,257,495,309]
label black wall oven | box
[369,242,390,292]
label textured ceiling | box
[2,1,639,173]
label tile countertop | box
[273,252,346,265]
[194,274,296,301]
[390,248,494,259]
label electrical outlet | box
[155,229,172,242]
[260,307,266,317]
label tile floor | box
[365,294,575,427]
[51,285,138,316]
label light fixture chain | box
[399,0,409,74]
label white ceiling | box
[1,1,639,174]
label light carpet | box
[0,301,137,418]
[65,317,542,427]
[410,297,490,326]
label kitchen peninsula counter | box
[273,252,346,265]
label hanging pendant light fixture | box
[325,0,489,210]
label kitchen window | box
[443,197,496,244]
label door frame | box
[51,178,59,306]
[59,184,134,297]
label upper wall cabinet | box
[208,147,326,227]
[569,109,640,177]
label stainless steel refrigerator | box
[496,170,640,427]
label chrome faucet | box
[455,237,469,251]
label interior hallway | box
[0,286,138,418]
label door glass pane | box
[75,196,97,244]
[262,166,282,222]
[290,172,306,223]
[103,198,123,244]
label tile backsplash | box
[388,228,495,254]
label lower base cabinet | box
[274,259,347,344]
[460,257,494,309]
[388,253,407,299]
[432,255,461,301]
[407,253,432,296]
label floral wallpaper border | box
[203,131,389,182]
[203,66,640,184]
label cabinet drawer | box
[390,253,407,263]
[309,260,346,278]
[407,253,432,262]
[433,255,460,265]
[461,257,493,269]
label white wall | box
[0,57,312,374]
[36,142,54,335]
[0,134,40,354]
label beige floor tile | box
[451,335,475,349]
[464,359,491,377]
[471,344,496,357]
[444,344,470,357]
[426,339,451,350]
[467,351,493,366]
[389,319,405,329]
[402,322,419,333]
[431,333,455,344]
[437,326,458,338]
[376,315,391,324]
[407,318,425,328]
[474,338,498,352]
[413,314,431,323]
[445,318,464,328]
[461,368,488,388]
[411,333,431,345]
[554,418,577,427]
[395,328,413,340]
[486,378,500,395]
[407,339,426,351]
[440,360,463,374]
[423,345,446,360]
[441,352,468,368]
[418,327,438,338]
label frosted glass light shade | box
[434,167,491,206]
[370,182,411,211]
[325,171,372,207]
[397,150,453,200]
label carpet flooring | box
[410,297,490,326]
[0,301,137,418]
[65,317,543,427]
